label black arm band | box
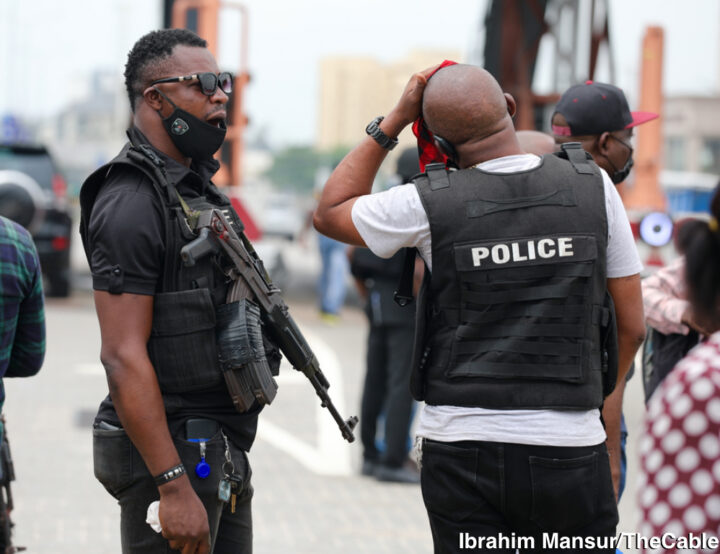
[153,463,186,486]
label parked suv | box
[0,144,72,297]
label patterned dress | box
[639,332,720,552]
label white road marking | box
[258,329,353,476]
[74,363,105,376]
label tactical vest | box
[409,146,616,410]
[80,141,242,395]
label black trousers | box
[93,422,253,553]
[360,323,416,467]
[420,439,618,554]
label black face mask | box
[155,87,226,161]
[604,135,634,185]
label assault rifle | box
[180,208,358,443]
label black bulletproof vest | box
[410,148,613,410]
[80,142,241,395]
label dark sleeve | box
[5,234,45,378]
[87,172,165,295]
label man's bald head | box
[422,64,511,145]
[517,130,557,156]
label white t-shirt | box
[351,154,643,447]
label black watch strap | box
[365,116,398,151]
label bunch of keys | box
[217,432,244,513]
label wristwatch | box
[365,116,398,151]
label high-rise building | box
[316,50,461,153]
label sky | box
[0,0,718,147]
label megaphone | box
[639,212,674,247]
[0,170,46,233]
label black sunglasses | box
[150,72,233,96]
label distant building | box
[316,50,461,154]
[37,71,128,193]
[661,95,720,214]
[663,96,720,174]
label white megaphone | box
[639,212,674,247]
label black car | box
[0,144,73,297]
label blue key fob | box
[195,459,211,479]
[193,440,211,479]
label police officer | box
[552,81,659,501]
[314,64,646,552]
[80,29,261,553]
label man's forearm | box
[105,357,183,479]
[602,316,645,500]
[331,113,407,200]
[314,112,408,244]
[602,378,625,501]
[314,69,433,243]
[605,273,646,499]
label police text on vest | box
[471,237,574,267]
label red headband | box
[411,60,458,172]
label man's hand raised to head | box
[384,65,441,133]
[313,65,440,246]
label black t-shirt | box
[86,130,259,451]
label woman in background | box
[639,188,720,551]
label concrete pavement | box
[1,234,647,553]
[3,287,435,553]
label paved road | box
[2,238,647,553]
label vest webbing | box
[79,141,242,395]
[410,150,611,410]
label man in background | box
[0,215,45,407]
[315,63,644,550]
[552,80,658,500]
[0,214,45,551]
[516,129,556,156]
[350,147,422,484]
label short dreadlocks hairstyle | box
[124,29,207,112]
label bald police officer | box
[314,64,645,552]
